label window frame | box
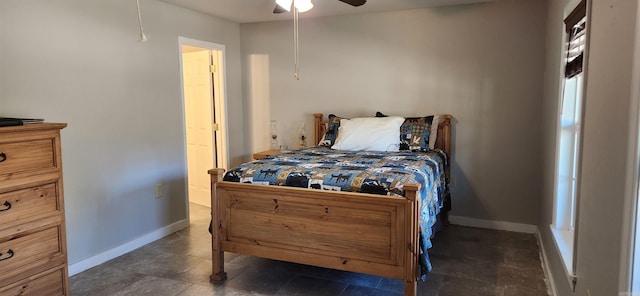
[550,0,588,290]
[620,2,640,294]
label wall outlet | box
[155,183,163,198]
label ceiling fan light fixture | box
[275,0,293,12]
[294,0,313,12]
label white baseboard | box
[536,227,558,296]
[68,219,189,276]
[448,215,537,234]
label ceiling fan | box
[273,0,367,14]
[275,0,366,80]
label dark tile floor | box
[70,204,550,295]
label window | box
[551,0,586,288]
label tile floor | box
[70,204,549,295]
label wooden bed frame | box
[208,114,452,296]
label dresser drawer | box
[0,183,59,231]
[0,139,56,177]
[0,266,66,296]
[0,226,65,286]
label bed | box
[208,113,452,296]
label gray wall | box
[5,0,636,292]
[539,0,638,295]
[0,0,244,265]
[240,0,547,225]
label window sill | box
[550,225,577,287]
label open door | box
[182,47,214,207]
[179,38,228,211]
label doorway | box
[179,37,228,223]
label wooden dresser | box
[0,123,69,295]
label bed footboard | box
[208,169,420,296]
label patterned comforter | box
[223,146,449,279]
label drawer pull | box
[0,249,14,261]
[0,201,11,212]
[0,152,5,163]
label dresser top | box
[0,123,67,133]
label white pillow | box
[331,116,404,152]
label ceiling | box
[158,0,496,24]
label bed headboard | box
[312,113,452,157]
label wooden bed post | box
[313,113,324,146]
[208,168,227,282]
[434,115,452,226]
[436,115,452,158]
[403,184,420,296]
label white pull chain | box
[293,6,300,80]
[136,0,149,42]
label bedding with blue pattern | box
[223,146,449,279]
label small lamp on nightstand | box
[299,122,306,149]
[270,120,279,150]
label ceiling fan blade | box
[273,4,288,13]
[339,0,366,7]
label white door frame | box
[178,37,230,220]
[619,2,640,293]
